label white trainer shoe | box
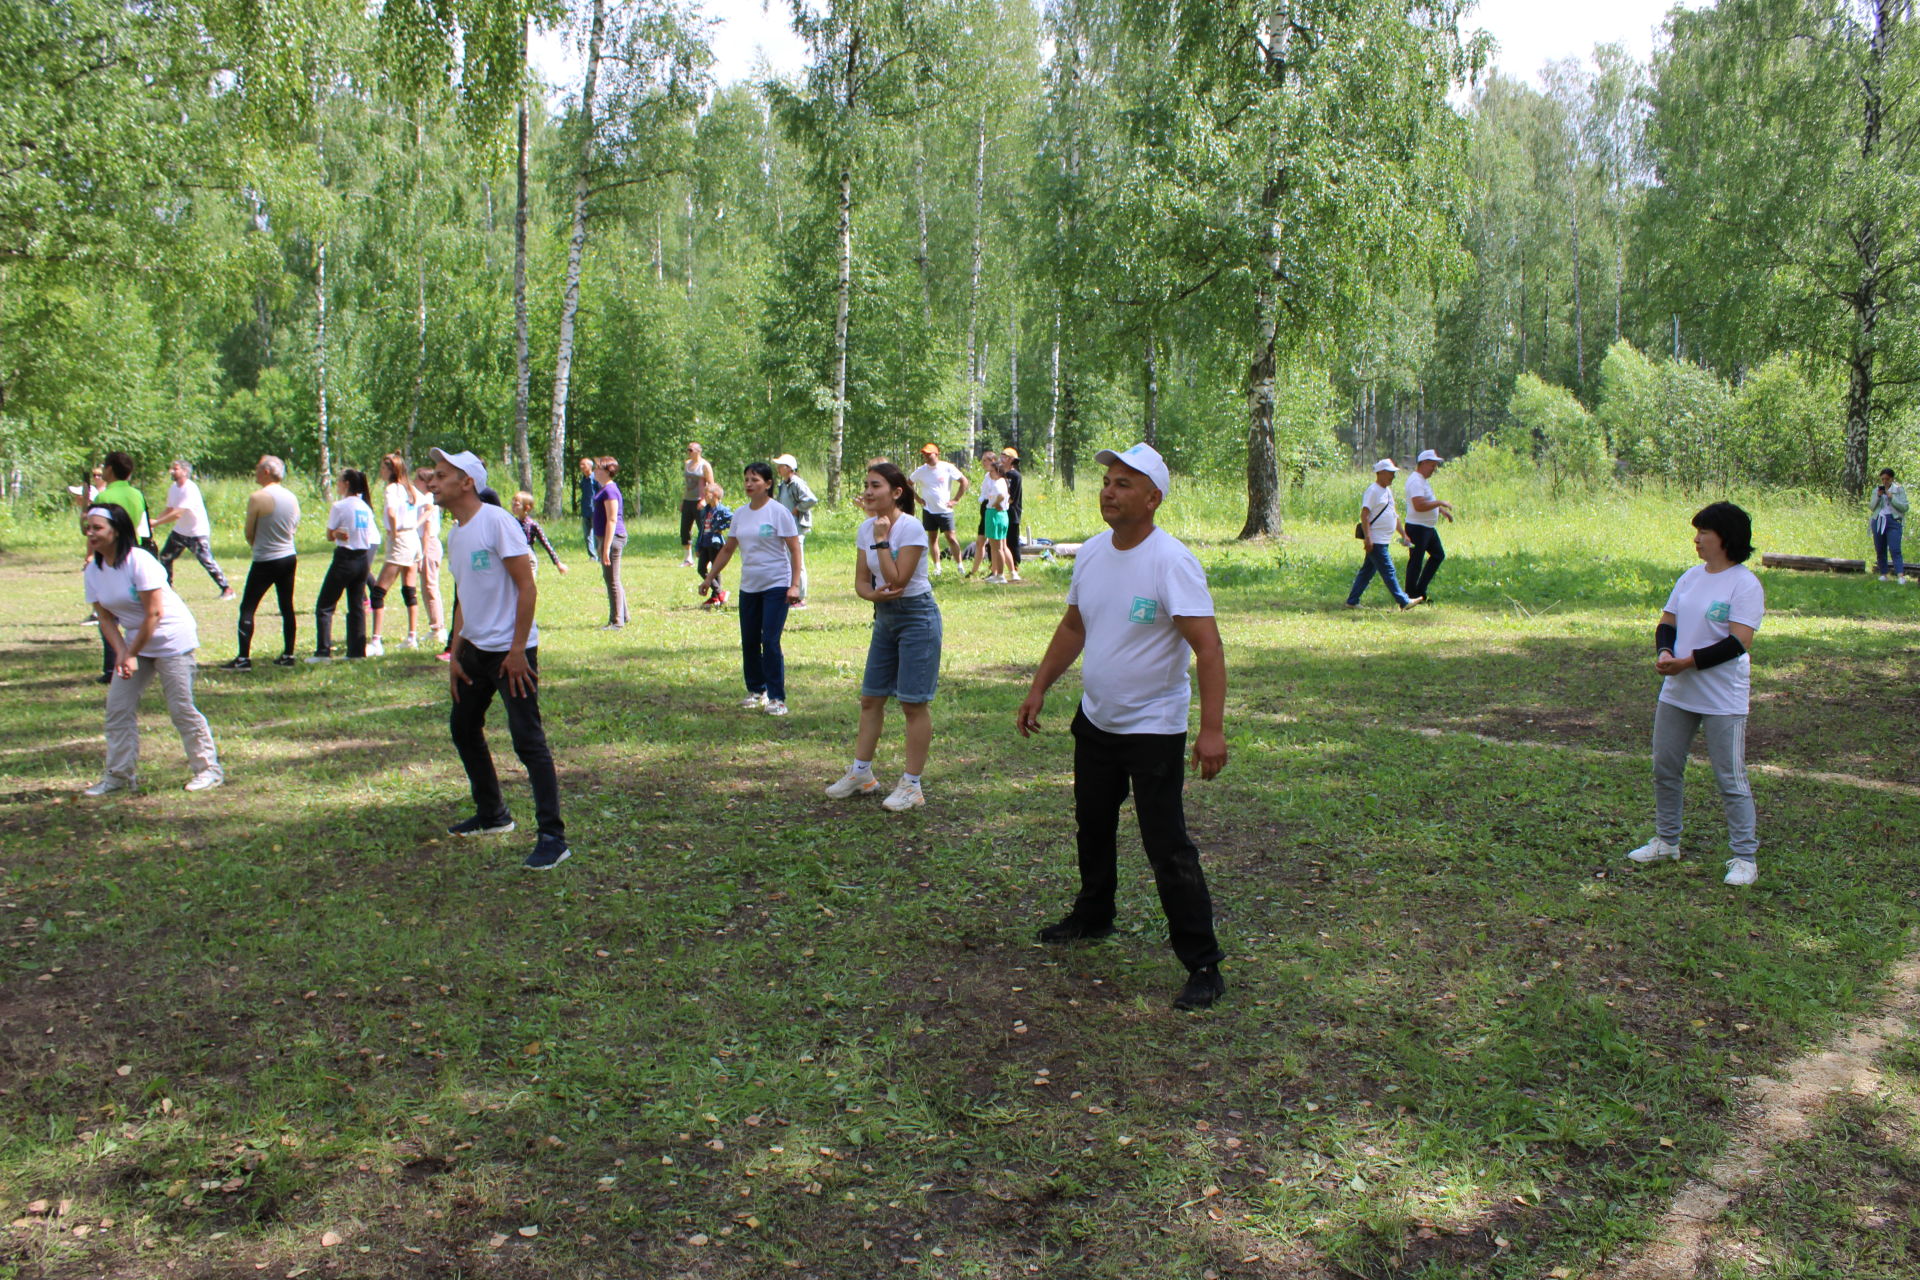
[402,633,420,650]
[740,692,767,710]
[765,699,789,717]
[430,628,446,645]
[366,638,386,657]
[882,778,925,812]
[83,777,135,797]
[1627,837,1681,863]
[306,654,333,664]
[825,768,879,799]
[1724,858,1758,886]
[184,770,224,793]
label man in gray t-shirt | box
[222,456,302,669]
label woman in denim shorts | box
[825,461,943,813]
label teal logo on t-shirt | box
[355,511,370,531]
[1129,596,1158,624]
[1706,600,1731,624]
[471,549,492,572]
[758,523,773,536]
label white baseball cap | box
[1416,449,1445,464]
[772,454,800,470]
[1094,442,1171,495]
[1371,458,1399,473]
[431,447,488,491]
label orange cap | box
[920,443,939,455]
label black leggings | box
[237,555,298,659]
[679,499,700,548]
[314,547,372,658]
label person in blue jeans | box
[1870,467,1908,583]
[1346,459,1423,611]
[702,462,805,716]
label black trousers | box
[679,499,701,548]
[159,532,230,591]
[314,547,372,658]
[449,643,564,841]
[1008,515,1023,566]
[1404,524,1445,598]
[1067,707,1223,971]
[237,555,298,659]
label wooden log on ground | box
[1761,552,1866,574]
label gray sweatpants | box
[1652,700,1757,861]
[104,653,220,785]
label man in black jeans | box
[433,447,570,871]
[1016,441,1228,1010]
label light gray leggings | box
[1653,700,1758,860]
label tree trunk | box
[314,240,331,487]
[914,130,933,325]
[1241,207,1283,538]
[1569,177,1585,391]
[684,187,695,301]
[1047,302,1060,471]
[512,77,533,493]
[964,112,987,457]
[406,253,426,459]
[829,160,852,504]
[1142,327,1158,447]
[1008,308,1020,449]
[1842,0,1891,497]
[545,0,605,519]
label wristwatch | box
[872,540,891,550]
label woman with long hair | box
[369,453,422,655]
[310,469,376,661]
[593,457,629,628]
[825,461,941,811]
[80,502,222,794]
[702,461,803,715]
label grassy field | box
[1,471,1917,1279]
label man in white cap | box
[910,443,968,572]
[1403,449,1453,601]
[1016,441,1228,1011]
[772,454,817,606]
[1346,459,1421,610]
[430,447,570,871]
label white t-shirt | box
[166,480,211,538]
[1660,562,1765,717]
[732,499,800,593]
[910,461,965,516]
[981,475,1008,511]
[1361,482,1398,543]
[418,492,443,546]
[1404,472,1438,528]
[84,548,199,658]
[385,484,421,555]
[1064,527,1215,735]
[328,496,376,551]
[449,503,537,652]
[857,513,933,599]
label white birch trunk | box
[512,76,533,493]
[964,112,987,457]
[544,0,605,519]
[829,161,852,504]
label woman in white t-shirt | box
[702,461,804,716]
[79,503,222,795]
[1627,502,1766,887]
[369,453,423,655]
[413,465,447,647]
[825,462,942,811]
[310,468,377,661]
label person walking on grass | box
[703,461,804,716]
[1016,442,1229,1011]
[577,456,600,560]
[1871,468,1908,584]
[511,491,569,576]
[153,461,234,599]
[680,442,715,568]
[773,454,818,606]
[434,448,570,872]
[81,503,222,796]
[1001,447,1025,580]
[1403,449,1453,601]
[222,455,301,670]
[1346,459,1422,611]
[910,443,969,574]
[1629,502,1766,887]
[592,456,629,629]
[367,453,423,655]
[309,468,376,662]
[414,466,447,648]
[694,480,733,608]
[826,461,943,812]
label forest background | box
[5,0,1920,536]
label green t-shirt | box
[95,480,149,537]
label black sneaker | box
[93,673,113,685]
[448,814,516,837]
[1173,965,1226,1011]
[523,837,571,871]
[220,656,252,670]
[1037,916,1115,944]
[272,654,296,667]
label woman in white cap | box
[1345,459,1421,610]
[772,454,817,606]
[80,502,222,795]
[703,461,804,715]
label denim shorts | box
[862,593,942,702]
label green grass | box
[1,474,1916,1278]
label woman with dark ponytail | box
[310,468,376,661]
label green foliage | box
[1507,372,1605,490]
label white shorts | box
[385,534,421,568]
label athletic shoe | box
[1627,836,1681,863]
[365,638,385,657]
[1724,858,1758,886]
[599,623,624,631]
[306,654,333,664]
[401,634,420,650]
[184,770,223,793]
[740,692,767,710]
[1880,573,1892,581]
[681,553,694,567]
[448,813,516,837]
[430,628,445,645]
[1038,916,1115,944]
[218,589,237,602]
[524,837,571,871]
[825,768,879,799]
[219,656,252,670]
[985,574,1006,584]
[1173,965,1226,1011]
[932,563,943,575]
[93,673,113,685]
[1009,573,1023,582]
[715,589,729,605]
[82,777,135,797]
[765,699,790,717]
[434,651,450,663]
[272,654,295,667]
[881,778,924,812]
[1400,596,1425,611]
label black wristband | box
[1692,634,1747,671]
[1655,622,1677,655]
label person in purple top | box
[593,456,628,629]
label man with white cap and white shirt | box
[1403,449,1453,601]
[1016,441,1229,1011]
[431,447,570,871]
[1346,459,1422,611]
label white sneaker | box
[366,638,386,657]
[306,654,333,664]
[882,778,924,812]
[740,692,767,710]
[1010,573,1023,582]
[83,777,135,797]
[1724,858,1758,886]
[402,634,420,650]
[184,770,223,793]
[1627,837,1681,863]
[765,699,789,717]
[985,574,1006,584]
[1880,573,1891,581]
[825,768,879,799]
[932,562,943,575]
[681,553,694,567]
[430,628,446,645]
